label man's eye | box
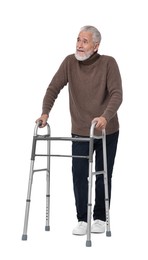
[83,40,88,44]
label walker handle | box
[34,120,50,136]
[37,120,43,127]
[90,121,97,137]
[90,121,106,137]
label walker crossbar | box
[35,154,89,159]
[21,121,111,246]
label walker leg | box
[102,131,111,237]
[86,136,94,247]
[105,196,111,237]
[45,169,50,231]
[22,136,37,240]
[86,164,93,247]
[22,160,35,240]
[45,131,51,231]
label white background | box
[0,0,147,258]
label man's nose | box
[77,41,83,48]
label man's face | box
[75,31,98,61]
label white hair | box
[80,25,102,44]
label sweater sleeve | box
[42,57,68,115]
[101,57,123,122]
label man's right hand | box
[35,114,49,128]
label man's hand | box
[35,114,49,128]
[92,116,107,130]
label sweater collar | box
[79,52,100,65]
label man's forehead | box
[78,31,93,39]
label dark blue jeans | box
[72,131,119,222]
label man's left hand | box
[92,116,107,130]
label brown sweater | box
[42,52,123,136]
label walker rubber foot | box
[45,226,50,231]
[106,231,111,237]
[22,234,27,240]
[86,240,92,247]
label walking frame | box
[22,121,111,247]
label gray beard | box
[75,51,93,61]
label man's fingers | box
[35,114,48,128]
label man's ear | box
[94,43,99,52]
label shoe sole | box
[72,233,87,236]
[91,230,105,233]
